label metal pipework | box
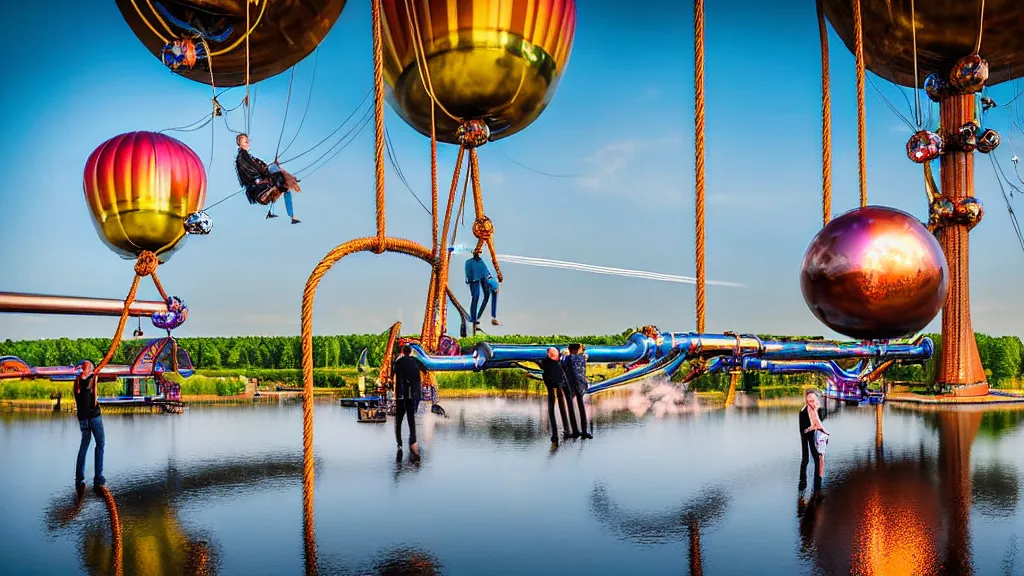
[0,292,168,317]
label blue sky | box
[2,0,1023,341]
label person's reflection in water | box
[796,493,823,559]
[393,447,422,485]
[368,547,442,575]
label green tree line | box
[2,331,1022,386]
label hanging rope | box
[244,1,253,135]
[974,0,986,54]
[816,0,832,225]
[431,103,439,258]
[372,0,387,250]
[280,49,320,158]
[274,65,298,161]
[909,0,922,128]
[293,111,373,178]
[694,0,707,334]
[450,160,471,247]
[852,0,868,207]
[402,0,461,123]
[94,252,168,375]
[279,90,372,164]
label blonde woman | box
[798,389,828,491]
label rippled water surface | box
[2,394,1022,575]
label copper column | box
[0,292,167,317]
[935,95,988,395]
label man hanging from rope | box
[234,133,302,224]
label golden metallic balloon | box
[381,0,577,143]
[115,0,346,87]
[83,132,207,263]
[801,206,949,340]
[822,0,1024,87]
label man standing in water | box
[464,249,491,332]
[798,389,827,491]
[74,360,105,491]
[539,347,572,444]
[392,345,422,455]
[562,343,593,439]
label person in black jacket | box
[798,389,826,491]
[392,345,422,453]
[539,347,572,444]
[73,361,105,490]
[234,133,301,223]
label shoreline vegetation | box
[2,331,1022,409]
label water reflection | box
[46,453,305,576]
[589,484,728,575]
[801,405,1023,576]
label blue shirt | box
[465,256,490,283]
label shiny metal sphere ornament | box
[118,0,346,87]
[955,197,984,229]
[907,131,944,163]
[381,0,576,143]
[161,39,198,71]
[83,131,207,263]
[801,206,949,340]
[184,211,213,235]
[924,73,949,102]
[955,122,979,152]
[152,296,188,331]
[456,119,491,148]
[976,129,1001,153]
[949,54,990,93]
[437,335,461,357]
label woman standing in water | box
[798,389,828,491]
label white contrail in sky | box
[494,254,745,288]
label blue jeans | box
[478,287,497,320]
[75,416,105,485]
[268,189,292,216]
[468,280,483,323]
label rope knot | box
[134,251,160,277]
[472,217,494,241]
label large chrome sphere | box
[801,206,949,340]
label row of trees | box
[2,331,1022,385]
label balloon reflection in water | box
[801,406,1024,575]
[46,454,306,575]
[590,483,727,574]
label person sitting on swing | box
[234,133,301,224]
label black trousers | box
[799,432,821,489]
[567,389,588,434]
[545,384,570,438]
[395,398,419,446]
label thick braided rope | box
[431,103,439,259]
[852,0,868,207]
[372,0,387,250]
[98,487,123,576]
[694,0,707,334]
[300,236,434,572]
[420,270,439,349]
[379,321,402,384]
[434,149,466,339]
[724,372,739,408]
[816,0,833,225]
[94,252,162,374]
[468,149,502,282]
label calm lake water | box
[1,391,1022,575]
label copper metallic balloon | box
[907,131,944,163]
[949,54,989,93]
[956,122,978,152]
[977,128,1001,153]
[822,0,1024,87]
[381,0,577,144]
[955,197,984,229]
[116,0,346,87]
[801,206,949,340]
[83,132,207,263]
